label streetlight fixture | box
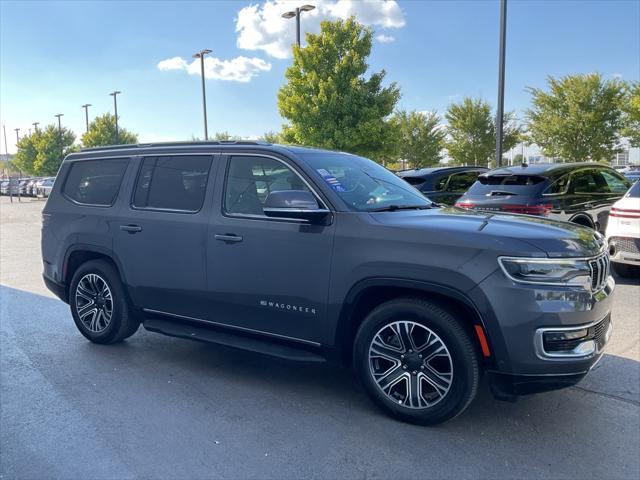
[32,122,40,132]
[495,0,507,168]
[193,49,212,140]
[14,128,20,143]
[81,104,92,133]
[54,113,64,131]
[282,4,315,47]
[109,91,121,143]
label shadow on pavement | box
[2,284,639,479]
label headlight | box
[498,257,592,289]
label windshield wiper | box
[370,204,433,212]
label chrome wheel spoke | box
[370,337,404,362]
[421,365,452,396]
[75,273,113,333]
[369,320,453,410]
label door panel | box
[206,154,335,343]
[115,155,216,317]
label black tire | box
[612,261,639,278]
[354,298,480,425]
[69,259,140,344]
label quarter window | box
[543,174,570,195]
[132,156,212,211]
[224,156,312,216]
[599,170,631,194]
[63,158,128,206]
[447,172,479,192]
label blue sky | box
[1,0,638,154]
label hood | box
[369,207,605,258]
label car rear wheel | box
[354,298,480,425]
[69,260,140,344]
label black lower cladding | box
[42,274,68,303]
[488,371,588,398]
[542,314,611,353]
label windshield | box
[301,153,432,211]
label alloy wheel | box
[368,320,453,409]
[75,273,113,333]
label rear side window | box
[466,174,545,196]
[132,155,212,212]
[63,158,128,206]
[599,170,631,194]
[401,176,426,186]
[447,172,481,192]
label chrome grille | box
[588,253,610,291]
[611,237,640,255]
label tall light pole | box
[109,91,121,143]
[495,0,507,168]
[193,49,212,140]
[55,114,64,161]
[14,128,20,144]
[32,122,39,132]
[82,104,92,133]
[282,4,315,47]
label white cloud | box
[236,0,406,59]
[157,55,271,83]
[376,33,395,43]
[612,73,623,79]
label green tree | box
[445,97,520,166]
[81,113,138,147]
[212,131,239,141]
[389,110,445,168]
[526,73,626,161]
[277,17,400,159]
[14,130,42,174]
[261,130,282,143]
[622,81,640,147]
[33,124,77,176]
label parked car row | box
[397,162,638,277]
[0,177,56,197]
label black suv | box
[455,163,632,232]
[397,166,488,205]
[42,142,614,425]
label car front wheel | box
[354,298,480,425]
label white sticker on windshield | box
[317,169,347,192]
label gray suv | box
[42,142,614,425]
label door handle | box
[120,224,143,234]
[584,203,594,208]
[214,234,243,243]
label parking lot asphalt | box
[1,196,639,480]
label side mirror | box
[263,190,330,223]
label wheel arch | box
[62,245,128,301]
[334,278,496,368]
[568,212,595,229]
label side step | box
[143,316,326,364]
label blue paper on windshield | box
[317,169,347,192]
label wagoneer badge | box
[259,300,317,315]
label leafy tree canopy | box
[622,81,640,147]
[388,110,445,169]
[14,130,43,174]
[81,113,138,147]
[526,73,626,161]
[277,17,400,160]
[445,97,520,166]
[35,125,77,176]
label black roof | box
[484,162,610,177]
[397,166,489,178]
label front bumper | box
[42,273,68,303]
[473,267,614,393]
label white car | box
[606,180,640,277]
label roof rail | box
[80,140,272,152]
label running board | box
[143,316,326,364]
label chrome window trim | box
[142,308,321,347]
[221,152,330,221]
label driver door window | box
[224,156,313,216]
